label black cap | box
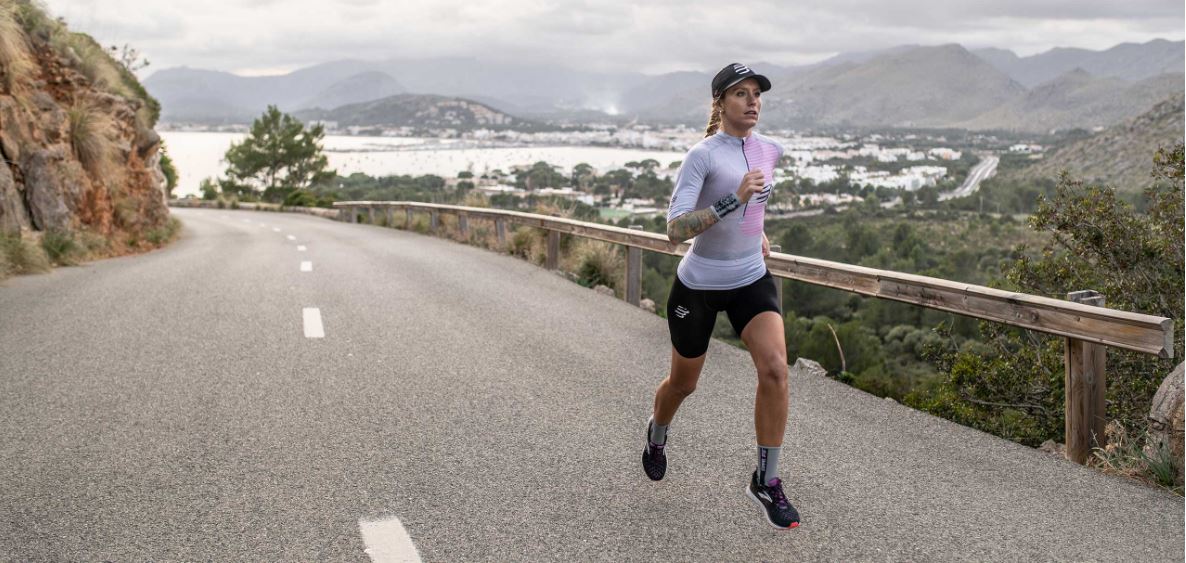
[711,63,771,99]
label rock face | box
[0,8,167,246]
[1146,362,1184,486]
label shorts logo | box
[674,305,690,319]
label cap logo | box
[732,63,751,74]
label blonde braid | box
[703,97,724,138]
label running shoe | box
[746,470,800,529]
[642,417,667,481]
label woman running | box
[642,63,800,530]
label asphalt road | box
[1,207,1182,562]
[939,155,1000,201]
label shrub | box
[567,239,624,293]
[144,217,180,245]
[509,226,546,264]
[159,145,178,197]
[40,228,81,265]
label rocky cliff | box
[0,0,169,260]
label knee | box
[667,378,697,397]
[756,357,788,386]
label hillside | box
[1005,93,1185,192]
[766,44,1027,129]
[0,0,171,271]
[294,93,526,131]
[957,70,1185,132]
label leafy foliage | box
[913,143,1185,445]
[159,143,178,198]
[224,105,335,202]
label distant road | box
[769,154,1002,217]
[1,207,1181,561]
[939,155,1000,201]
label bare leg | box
[652,347,706,426]
[740,312,789,446]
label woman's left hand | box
[761,233,770,257]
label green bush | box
[569,240,623,293]
[159,146,178,198]
[144,217,180,245]
[40,229,82,265]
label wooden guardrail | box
[335,200,1175,464]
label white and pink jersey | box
[667,130,783,290]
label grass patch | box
[40,228,82,265]
[0,0,35,94]
[144,217,180,246]
[1092,420,1184,495]
[0,233,51,276]
[67,97,116,178]
[566,239,624,294]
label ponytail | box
[703,97,723,138]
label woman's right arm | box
[667,207,721,244]
[667,170,765,244]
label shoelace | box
[766,478,789,509]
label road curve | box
[0,207,1181,562]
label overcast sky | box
[43,0,1186,77]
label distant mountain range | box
[145,39,1184,133]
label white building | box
[928,148,962,160]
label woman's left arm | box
[762,232,770,257]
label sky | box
[42,0,1186,78]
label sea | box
[160,131,685,198]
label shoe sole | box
[745,486,799,530]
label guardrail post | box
[350,206,358,224]
[496,218,506,248]
[770,244,784,312]
[405,208,413,230]
[430,210,439,232]
[368,206,376,225]
[546,230,560,270]
[626,225,643,306]
[459,213,469,238]
[1065,290,1107,464]
[385,206,395,228]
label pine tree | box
[224,106,335,202]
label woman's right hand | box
[736,170,765,204]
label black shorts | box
[666,271,781,358]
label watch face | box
[741,137,777,237]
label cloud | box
[42,0,1184,77]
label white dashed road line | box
[297,245,307,252]
[287,235,296,241]
[302,308,324,338]
[273,227,282,232]
[359,517,422,563]
[300,261,313,272]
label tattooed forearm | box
[667,207,720,244]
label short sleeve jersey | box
[667,130,784,290]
